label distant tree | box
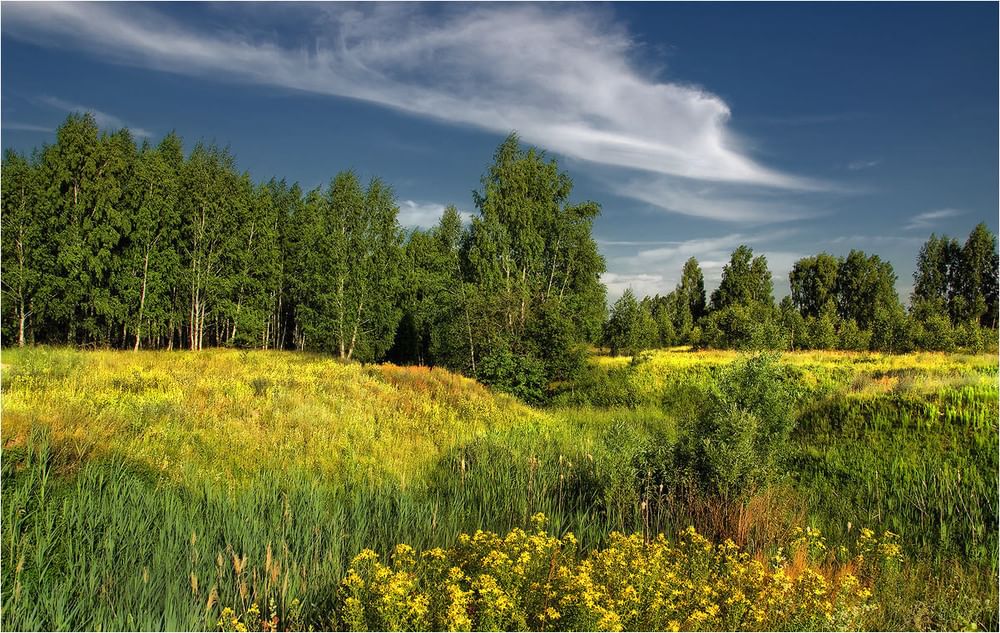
[646,294,677,347]
[679,257,707,321]
[710,245,774,311]
[910,233,964,326]
[869,302,912,353]
[837,319,871,351]
[40,114,124,344]
[911,311,956,352]
[833,250,902,331]
[390,206,470,367]
[778,296,806,350]
[262,178,304,351]
[463,133,605,387]
[604,289,645,356]
[806,307,839,350]
[178,143,248,349]
[957,223,999,328]
[789,253,839,318]
[1,150,45,346]
[120,136,181,350]
[702,246,779,349]
[297,172,403,360]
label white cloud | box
[847,158,881,171]
[604,229,804,300]
[4,2,826,213]
[601,272,666,301]
[614,176,817,222]
[397,200,472,229]
[828,234,926,246]
[904,208,964,231]
[39,96,153,138]
[2,121,53,133]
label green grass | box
[1,347,997,630]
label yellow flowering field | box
[218,517,903,632]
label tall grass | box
[1,347,996,630]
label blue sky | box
[2,2,997,302]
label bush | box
[838,319,872,351]
[549,363,642,408]
[674,354,798,500]
[477,348,547,404]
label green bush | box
[838,319,872,351]
[477,348,547,404]
[674,354,798,500]
[912,313,956,352]
[549,363,642,408]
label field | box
[1,347,997,630]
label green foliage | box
[958,223,999,328]
[790,253,839,318]
[294,172,404,360]
[835,250,903,332]
[699,302,785,351]
[602,289,655,356]
[2,349,997,631]
[674,354,798,500]
[710,245,774,311]
[476,346,547,405]
[463,133,606,385]
[838,319,872,351]
[910,310,957,352]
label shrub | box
[838,319,872,351]
[477,347,547,404]
[674,354,798,501]
[912,313,956,352]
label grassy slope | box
[1,347,997,630]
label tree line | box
[1,115,605,400]
[605,226,998,356]
[2,113,997,399]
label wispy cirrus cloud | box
[828,234,926,246]
[3,2,832,222]
[847,158,882,171]
[614,175,818,223]
[904,208,964,231]
[2,121,53,133]
[39,96,153,138]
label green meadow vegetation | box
[2,347,996,630]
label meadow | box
[1,347,996,631]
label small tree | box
[674,354,797,501]
[604,289,647,356]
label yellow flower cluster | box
[332,518,885,632]
[217,604,258,632]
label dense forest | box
[2,114,997,396]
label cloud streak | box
[39,96,153,138]
[847,158,881,171]
[614,175,818,223]
[2,121,53,133]
[904,208,964,231]
[3,2,828,222]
